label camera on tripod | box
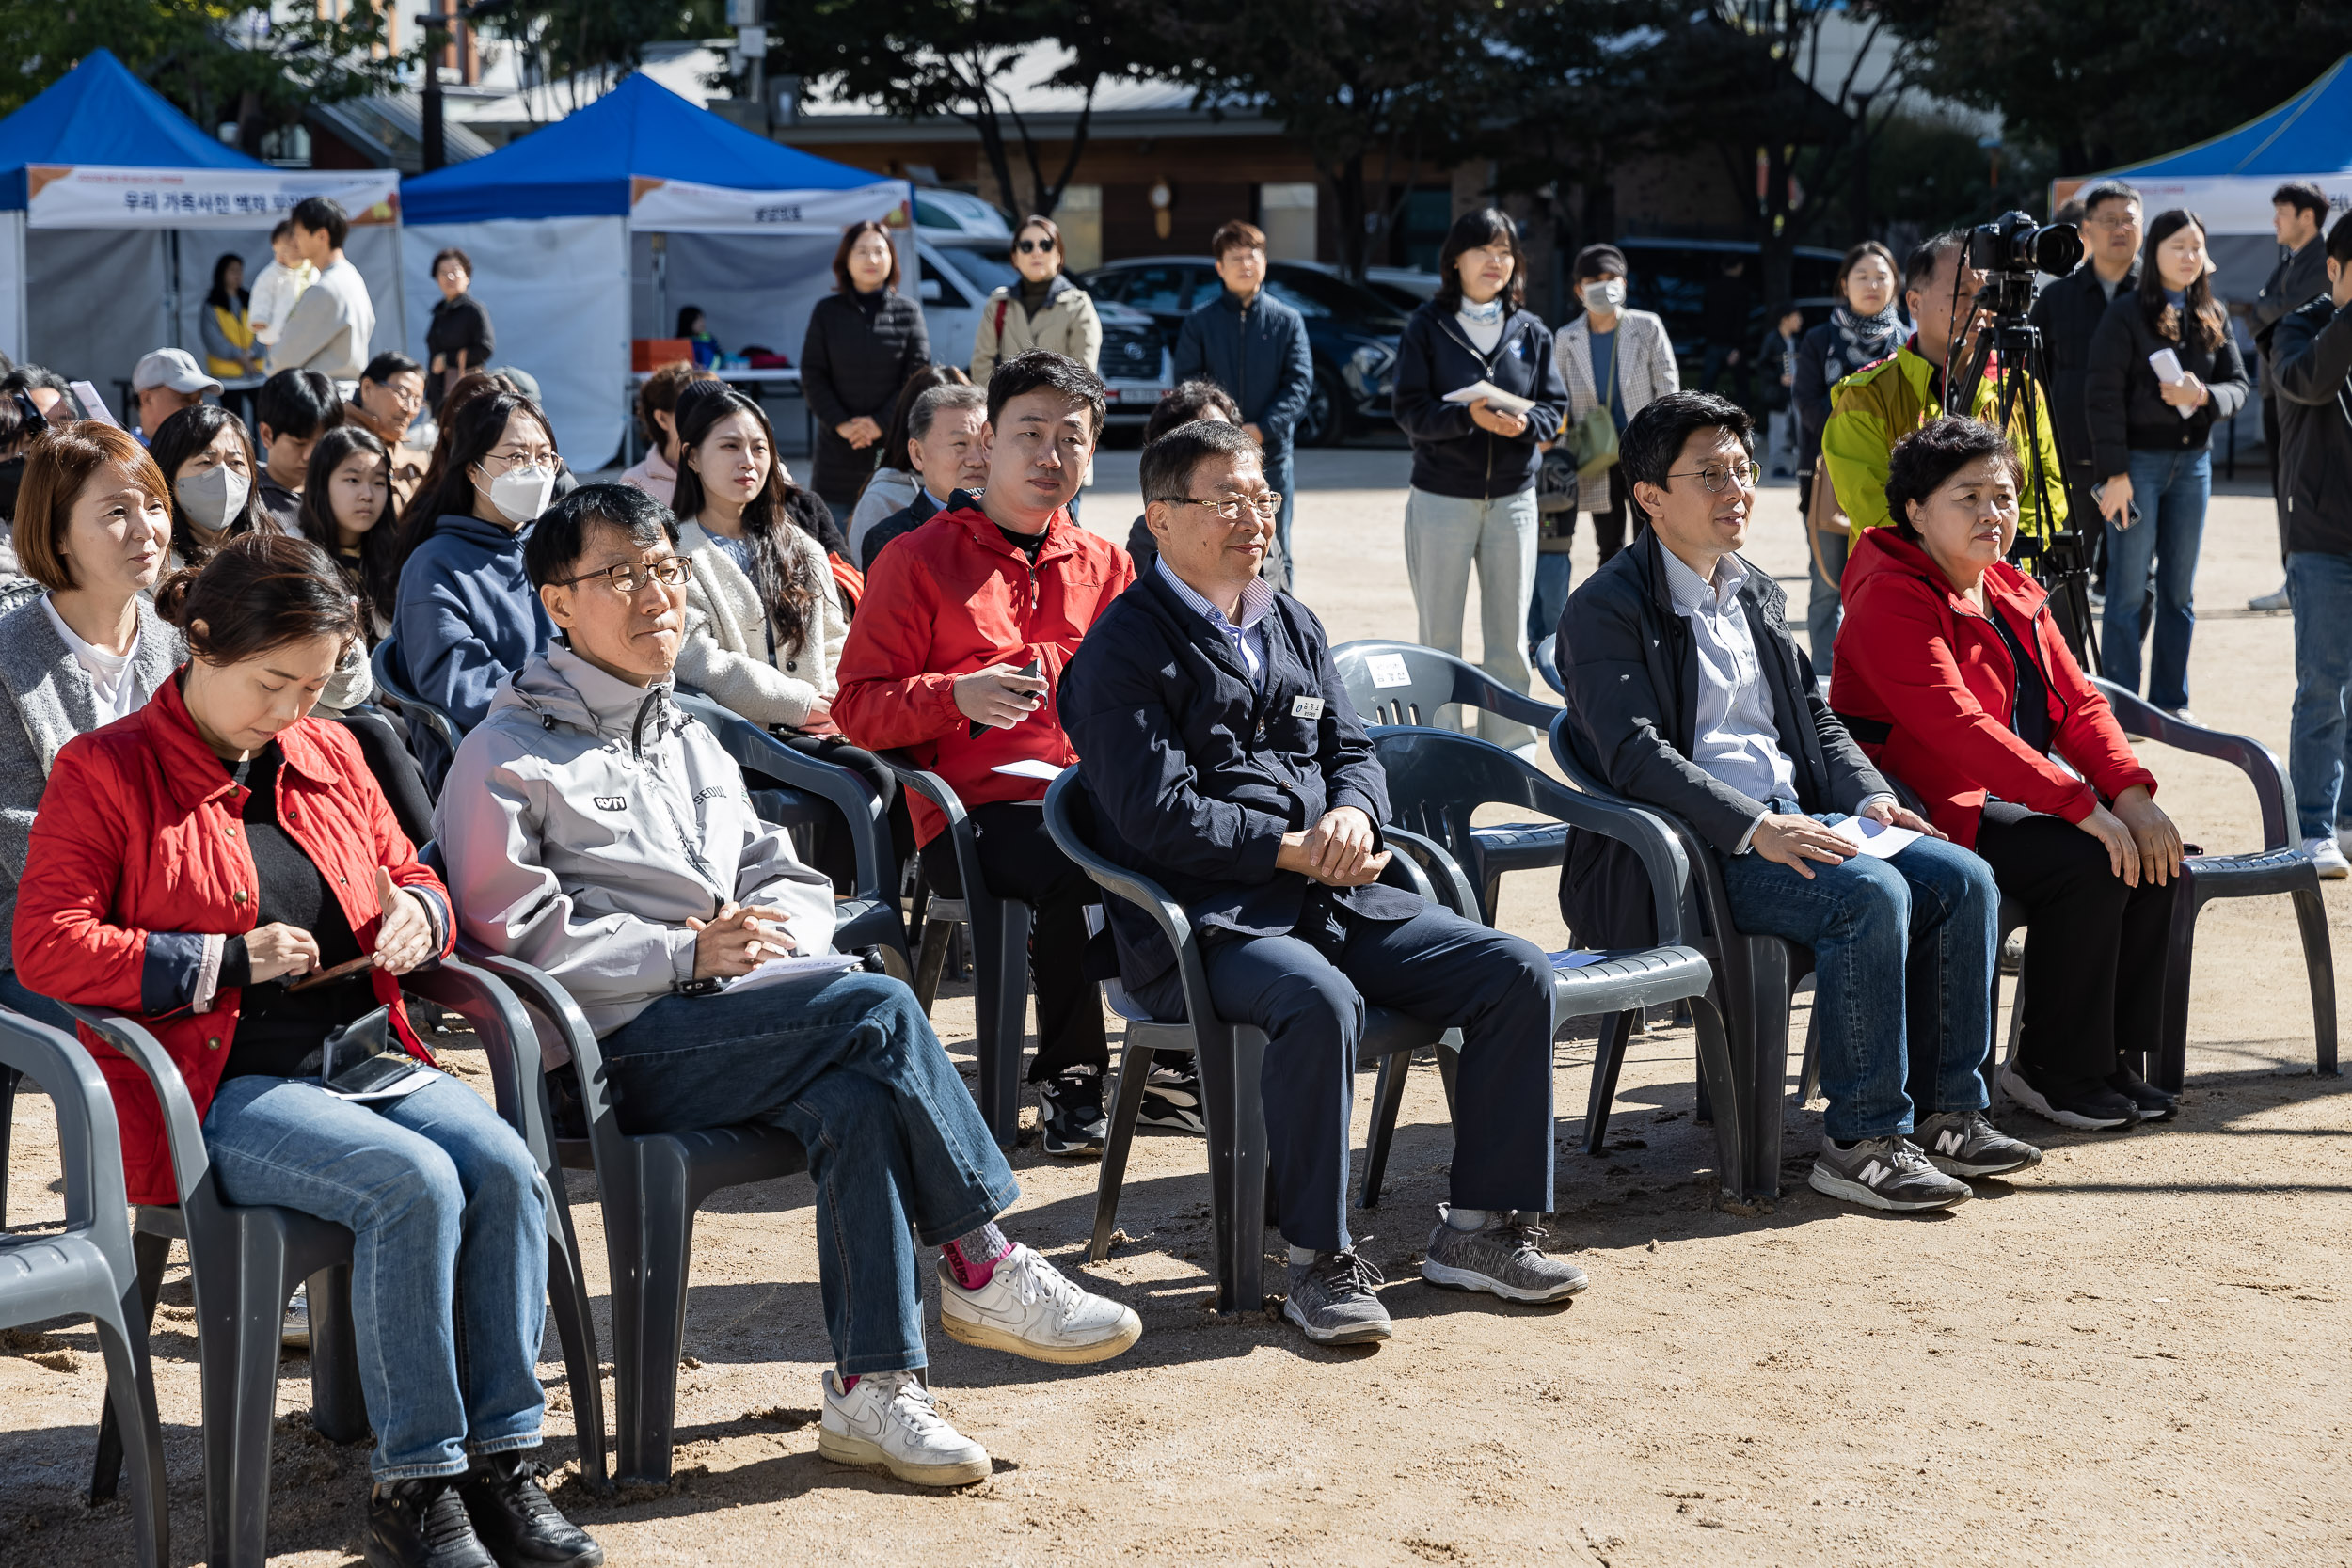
[1968,211,2084,314]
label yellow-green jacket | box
[1821,344,2066,543]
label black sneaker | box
[1036,1066,1108,1158]
[2106,1063,2177,1122]
[454,1450,603,1568]
[365,1478,496,1568]
[2000,1062,2138,1131]
[1136,1064,1206,1136]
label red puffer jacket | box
[13,675,453,1206]
[1830,527,2156,849]
[833,501,1135,845]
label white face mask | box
[480,463,555,526]
[1581,279,1627,314]
[175,464,248,534]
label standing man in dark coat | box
[2028,179,2142,569]
[2249,181,2334,612]
[1172,221,1314,591]
[1060,417,1580,1348]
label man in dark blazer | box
[2250,181,2336,612]
[1059,418,1580,1348]
[1554,391,2037,1214]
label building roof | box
[308,90,495,174]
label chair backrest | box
[370,637,459,750]
[1533,634,1569,700]
[462,952,636,1180]
[1330,640,1557,730]
[671,688,894,901]
[880,748,999,925]
[0,1007,134,1291]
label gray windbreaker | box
[435,642,836,1037]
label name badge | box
[1291,695,1325,721]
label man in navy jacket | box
[1059,419,1582,1348]
[1173,221,1315,589]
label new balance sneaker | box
[1808,1135,1973,1212]
[1136,1064,1206,1135]
[1915,1110,2042,1178]
[1282,1250,1392,1345]
[938,1243,1142,1364]
[2106,1062,2177,1122]
[1035,1066,1108,1158]
[1420,1207,1589,1303]
[818,1370,990,1488]
[2000,1061,2138,1131]
[2309,837,2350,879]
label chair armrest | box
[1533,635,1569,700]
[1382,825,1481,917]
[57,1004,211,1209]
[2090,677,2292,850]
[1541,711,1700,947]
[1040,771,1230,1029]
[879,749,996,919]
[403,958,557,1173]
[0,1008,130,1263]
[461,950,634,1183]
[675,689,893,900]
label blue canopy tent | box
[403,72,911,464]
[0,49,401,411]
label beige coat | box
[672,518,849,729]
[969,272,1103,385]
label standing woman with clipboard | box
[1390,208,1566,748]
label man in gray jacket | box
[437,483,1141,1489]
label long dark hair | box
[2137,209,2227,353]
[296,424,399,633]
[395,388,554,573]
[1434,208,1526,312]
[871,364,970,479]
[153,532,362,669]
[148,403,265,567]
[829,220,900,293]
[206,252,248,313]
[669,388,820,652]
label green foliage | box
[1867,105,2054,230]
[476,0,723,105]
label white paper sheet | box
[2147,348,2196,419]
[991,758,1068,782]
[1830,816,1922,859]
[1442,379,1536,415]
[69,380,119,426]
[1365,653,1412,689]
[724,952,862,995]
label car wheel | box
[1295,366,1348,447]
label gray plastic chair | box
[1534,633,1568,700]
[463,951,808,1486]
[0,1008,167,1568]
[371,637,462,790]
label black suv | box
[1078,257,1408,445]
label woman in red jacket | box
[1831,417,2185,1134]
[13,535,601,1568]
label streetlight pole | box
[417,0,451,172]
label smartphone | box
[2090,481,2142,531]
[284,952,376,994]
[971,657,1042,739]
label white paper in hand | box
[68,381,119,427]
[726,952,861,995]
[1830,816,1922,859]
[991,758,1067,782]
[1442,380,1536,416]
[2147,348,2195,419]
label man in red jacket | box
[834,352,1139,1157]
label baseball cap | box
[133,348,223,397]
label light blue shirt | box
[1155,557,1275,692]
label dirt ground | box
[4,445,2347,1566]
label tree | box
[472,0,723,120]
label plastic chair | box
[880,752,1034,1148]
[668,689,914,980]
[1331,641,1567,923]
[371,637,462,791]
[0,1008,167,1568]
[75,958,609,1566]
[462,951,809,1486]
[1533,632,1569,701]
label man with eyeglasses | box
[1557,392,2032,1214]
[2029,180,2141,602]
[1061,418,1583,1347]
[438,482,1146,1490]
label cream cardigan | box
[672,518,848,728]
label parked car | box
[914,188,1013,242]
[1078,256,1407,445]
[1295,261,1442,315]
[917,238,1170,424]
[1604,237,1847,388]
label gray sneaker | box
[1282,1250,1392,1344]
[1421,1208,1590,1303]
[1915,1110,2042,1178]
[2249,584,2292,613]
[1809,1135,1973,1212]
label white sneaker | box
[938,1243,1141,1365]
[818,1369,990,1488]
[2309,836,2350,879]
[281,1282,310,1353]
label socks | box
[838,1372,859,1394]
[1288,1244,1319,1267]
[1446,1207,1494,1232]
[942,1222,1013,1291]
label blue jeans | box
[0,966,74,1031]
[201,1072,548,1481]
[2099,447,2211,710]
[1528,551,1572,656]
[1715,817,1997,1142]
[2287,550,2352,839]
[1805,514,1849,673]
[598,971,1019,1376]
[1265,445,1296,592]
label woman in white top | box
[0,422,183,1025]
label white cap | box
[132,348,222,397]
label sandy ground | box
[4,443,2348,1567]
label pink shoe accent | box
[840,1373,859,1394]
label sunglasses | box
[1015,238,1057,255]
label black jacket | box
[1553,528,1887,946]
[426,293,495,373]
[2084,291,2250,476]
[2271,293,2352,557]
[1171,290,1314,453]
[2255,239,2331,392]
[859,490,944,573]
[1059,566,1417,989]
[800,289,930,506]
[1390,300,1565,499]
[2026,261,2137,474]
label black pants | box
[1581,488,1630,563]
[334,710,436,849]
[2264,393,2288,566]
[918,800,1106,1080]
[1973,801,2178,1086]
[750,733,910,894]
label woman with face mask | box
[1551,245,1681,580]
[389,388,558,784]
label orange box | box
[632,338,692,372]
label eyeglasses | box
[1015,238,1057,255]
[1158,494,1282,522]
[1664,460,1762,494]
[551,557,693,594]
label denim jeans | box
[1528,551,1573,657]
[1402,484,1538,746]
[598,970,1019,1376]
[1804,515,1849,673]
[2099,446,2211,710]
[2287,550,2352,839]
[1265,445,1297,594]
[1715,816,1997,1141]
[201,1072,548,1481]
[0,967,74,1031]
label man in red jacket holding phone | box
[835,352,1139,1157]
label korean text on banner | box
[627,176,911,235]
[25,166,400,230]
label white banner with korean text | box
[626,175,910,235]
[24,166,399,230]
